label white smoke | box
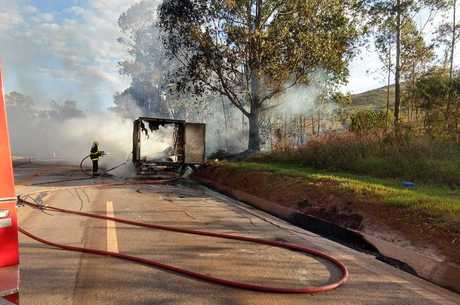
[6,92,145,172]
[174,71,336,154]
[59,113,134,165]
[139,124,175,161]
[267,71,332,117]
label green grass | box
[222,161,460,230]
[252,133,460,186]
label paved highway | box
[13,163,460,305]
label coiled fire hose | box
[17,181,349,294]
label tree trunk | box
[248,106,261,151]
[447,0,457,132]
[317,110,321,134]
[410,62,416,122]
[394,0,401,129]
[269,118,273,150]
[221,96,229,151]
[386,42,392,129]
[246,0,263,152]
[311,116,315,135]
[450,0,457,79]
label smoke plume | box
[6,91,138,171]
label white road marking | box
[106,201,119,253]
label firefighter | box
[90,141,104,177]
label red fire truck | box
[0,66,20,304]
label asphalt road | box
[13,163,460,305]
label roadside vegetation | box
[116,0,460,264]
[116,0,460,253]
[250,132,460,186]
[220,161,460,232]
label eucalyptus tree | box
[115,0,170,117]
[159,0,364,151]
[435,1,460,129]
[448,0,458,78]
[374,18,395,121]
[401,20,435,121]
[366,0,447,128]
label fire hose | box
[79,154,129,177]
[17,181,349,294]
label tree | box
[435,1,460,130]
[116,0,170,117]
[411,68,451,136]
[159,0,364,151]
[451,72,460,139]
[350,110,390,132]
[450,0,457,78]
[400,19,434,122]
[395,0,402,128]
[45,100,86,121]
[374,17,395,124]
[330,91,353,125]
[435,9,460,70]
[366,0,447,128]
[374,16,434,124]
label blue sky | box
[0,0,132,110]
[33,0,81,12]
[0,0,457,110]
[32,0,89,22]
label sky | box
[0,0,133,110]
[0,0,458,110]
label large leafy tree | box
[115,0,169,117]
[159,0,363,151]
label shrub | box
[250,132,460,185]
[350,110,390,133]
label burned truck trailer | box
[132,117,206,175]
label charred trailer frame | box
[132,117,206,175]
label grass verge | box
[222,161,460,232]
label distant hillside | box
[350,85,395,110]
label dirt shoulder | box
[193,162,460,266]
